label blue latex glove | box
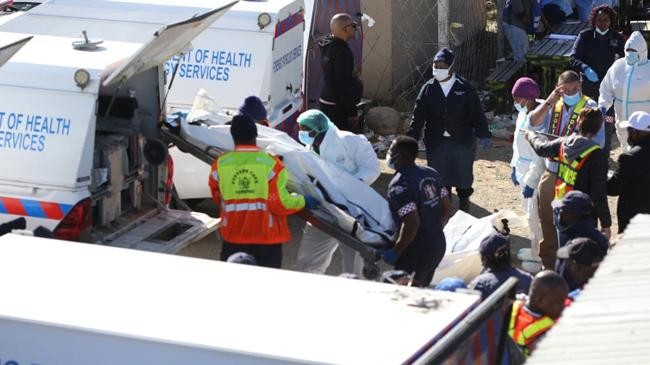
[381,248,400,265]
[479,138,492,149]
[304,196,320,210]
[583,67,599,83]
[511,167,519,186]
[600,106,607,116]
[522,185,535,199]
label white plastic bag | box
[431,210,525,285]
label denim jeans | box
[503,23,529,61]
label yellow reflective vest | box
[209,145,305,244]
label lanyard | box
[550,96,588,137]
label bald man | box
[509,270,568,356]
[319,13,363,133]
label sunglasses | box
[344,23,358,30]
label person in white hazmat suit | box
[294,109,381,275]
[599,31,650,152]
[509,77,544,273]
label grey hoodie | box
[528,133,612,228]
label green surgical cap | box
[297,109,331,133]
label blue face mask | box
[514,103,528,113]
[595,27,609,36]
[298,130,315,146]
[563,92,581,106]
[626,51,639,65]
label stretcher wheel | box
[362,262,380,280]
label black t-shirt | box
[388,164,447,260]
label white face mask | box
[626,51,639,65]
[385,151,398,170]
[433,67,451,81]
[514,103,528,113]
[595,27,609,35]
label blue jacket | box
[470,266,533,300]
[407,76,491,148]
[570,28,625,98]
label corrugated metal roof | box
[526,214,650,365]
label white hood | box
[625,31,647,63]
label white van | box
[0,233,488,364]
[0,0,306,200]
[0,3,236,251]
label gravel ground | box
[178,136,622,278]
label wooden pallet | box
[524,22,588,95]
[631,20,650,42]
[485,60,526,113]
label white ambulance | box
[0,3,237,250]
[0,232,507,364]
[0,0,307,200]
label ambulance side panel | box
[267,2,305,137]
[164,28,272,113]
[0,87,96,189]
[0,87,94,230]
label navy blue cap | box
[557,237,604,266]
[239,96,267,121]
[479,231,510,259]
[226,252,257,265]
[552,191,593,214]
[433,47,454,65]
[230,114,258,142]
[434,277,467,292]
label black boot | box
[457,187,474,213]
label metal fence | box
[362,0,497,110]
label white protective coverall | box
[599,31,650,152]
[295,124,381,275]
[510,106,544,267]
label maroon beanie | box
[511,77,540,99]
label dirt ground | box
[178,136,622,278]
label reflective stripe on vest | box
[508,300,555,356]
[550,96,590,136]
[555,143,601,200]
[223,201,268,212]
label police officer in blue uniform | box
[407,48,492,212]
[382,136,451,287]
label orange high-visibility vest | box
[508,300,555,356]
[554,143,601,200]
[208,145,305,244]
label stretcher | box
[161,119,390,279]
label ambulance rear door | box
[266,0,305,137]
[0,32,30,67]
[91,3,239,252]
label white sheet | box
[180,90,396,246]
